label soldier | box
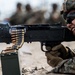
[25,10,45,24]
[46,3,66,25]
[45,19,75,74]
[9,2,24,25]
[23,4,34,24]
[45,1,75,74]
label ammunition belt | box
[3,28,25,53]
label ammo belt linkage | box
[2,28,25,53]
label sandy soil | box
[19,42,53,75]
[0,42,75,75]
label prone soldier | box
[45,0,75,74]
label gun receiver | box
[0,23,75,52]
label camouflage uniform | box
[50,57,75,74]
[46,3,66,25]
[45,46,75,74]
[25,10,45,24]
[46,12,66,25]
[9,11,25,25]
[9,3,25,25]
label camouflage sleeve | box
[50,57,75,74]
[66,47,75,59]
[49,47,75,74]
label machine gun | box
[0,22,75,75]
[0,22,75,52]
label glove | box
[46,44,68,59]
[51,44,69,59]
[45,44,71,67]
[52,44,75,59]
[45,52,63,67]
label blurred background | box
[1,0,75,75]
[0,0,64,23]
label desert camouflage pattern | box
[51,57,75,74]
[65,0,75,10]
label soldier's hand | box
[52,44,68,59]
[46,44,68,59]
[45,44,69,67]
[45,52,63,67]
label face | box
[67,19,75,30]
[72,19,75,25]
[67,19,75,35]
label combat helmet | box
[66,0,75,11]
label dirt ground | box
[0,42,75,75]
